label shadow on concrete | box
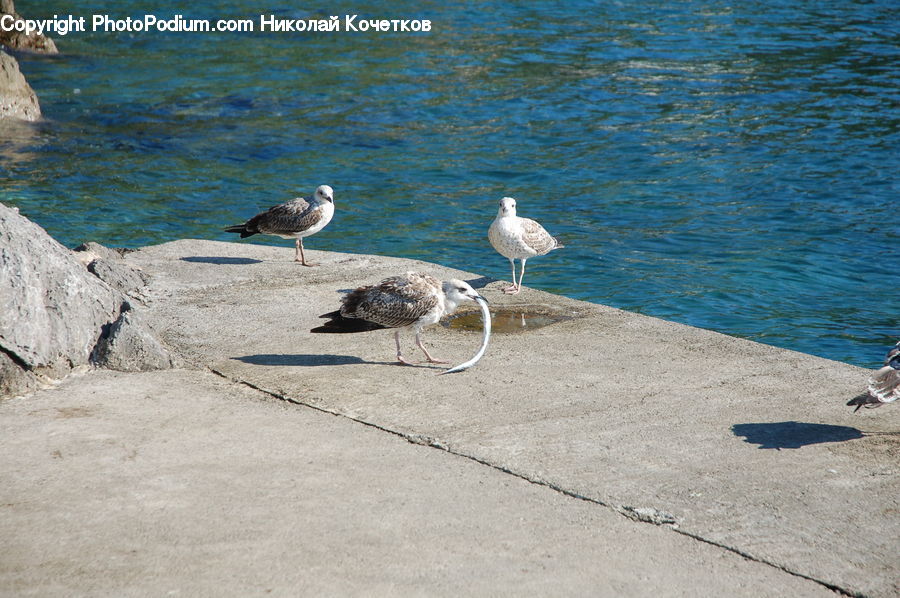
[465,276,495,290]
[846,392,877,412]
[233,354,398,367]
[732,421,864,450]
[181,256,262,265]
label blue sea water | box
[1,1,897,367]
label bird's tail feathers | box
[224,224,257,238]
[310,311,387,333]
[224,225,244,233]
[225,224,259,239]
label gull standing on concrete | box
[488,196,564,294]
[848,341,900,412]
[311,272,487,366]
[225,184,334,266]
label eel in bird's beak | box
[441,295,491,375]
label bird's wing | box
[253,197,322,235]
[867,365,900,404]
[342,274,440,328]
[520,218,561,255]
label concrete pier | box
[2,240,897,597]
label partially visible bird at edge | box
[311,272,487,366]
[225,184,334,266]
[488,196,564,295]
[848,341,900,412]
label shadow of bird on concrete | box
[181,256,262,265]
[731,421,863,450]
[232,354,404,367]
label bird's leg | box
[516,259,527,293]
[415,331,449,364]
[504,259,525,295]
[395,330,414,365]
[296,239,317,267]
[503,258,519,294]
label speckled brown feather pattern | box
[247,198,325,236]
[867,344,900,402]
[520,218,562,255]
[868,367,900,400]
[340,273,441,328]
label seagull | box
[311,272,487,365]
[488,197,563,294]
[848,341,900,412]
[225,184,334,266]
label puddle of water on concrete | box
[445,306,572,334]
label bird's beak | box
[474,294,489,305]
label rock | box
[0,1,59,54]
[621,506,678,526]
[0,203,174,398]
[0,203,121,374]
[0,50,40,120]
[91,302,178,372]
[87,258,149,300]
[73,242,149,301]
[73,241,130,263]
[0,1,56,122]
[0,349,37,396]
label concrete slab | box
[2,238,896,596]
[1,369,828,597]
[127,240,899,597]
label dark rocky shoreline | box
[0,0,59,121]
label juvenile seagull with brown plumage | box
[488,196,564,294]
[225,184,334,266]
[311,272,487,365]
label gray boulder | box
[0,1,59,54]
[92,302,178,372]
[0,51,40,120]
[0,203,121,377]
[74,243,149,301]
[73,241,130,263]
[0,349,34,396]
[73,241,148,300]
[88,258,149,300]
[0,203,175,397]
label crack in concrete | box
[210,368,856,598]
